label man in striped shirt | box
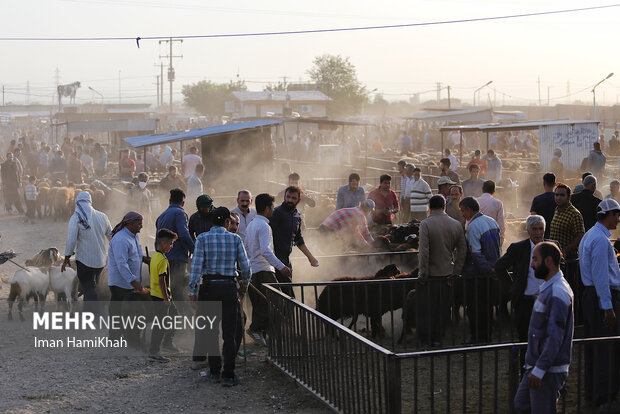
[62,191,113,310]
[189,207,250,386]
[319,200,375,249]
[409,167,433,222]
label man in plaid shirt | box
[319,200,375,248]
[189,207,251,387]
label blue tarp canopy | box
[123,119,282,148]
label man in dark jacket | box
[571,174,602,232]
[155,188,195,325]
[494,215,556,342]
[189,194,214,240]
[530,172,557,239]
[1,152,24,214]
[270,186,319,296]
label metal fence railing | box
[265,283,400,414]
[265,280,620,414]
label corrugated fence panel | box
[539,122,599,171]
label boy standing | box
[149,228,178,363]
[24,176,38,224]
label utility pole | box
[160,63,164,106]
[159,38,183,113]
[547,86,552,105]
[493,88,497,107]
[155,75,160,107]
[537,76,541,106]
[282,75,288,90]
[436,82,442,102]
[447,85,451,109]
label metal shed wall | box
[539,122,599,171]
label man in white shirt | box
[477,180,505,245]
[409,167,433,222]
[62,191,113,309]
[186,163,204,214]
[231,190,257,244]
[182,146,202,179]
[445,148,458,171]
[245,193,292,346]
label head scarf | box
[75,191,93,230]
[111,211,143,236]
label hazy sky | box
[2,0,619,107]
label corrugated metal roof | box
[232,91,331,102]
[440,119,598,132]
[404,108,492,120]
[106,107,156,114]
[123,119,282,148]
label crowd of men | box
[2,131,620,410]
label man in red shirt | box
[367,174,399,224]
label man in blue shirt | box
[189,207,250,387]
[579,198,620,410]
[155,189,195,307]
[107,211,149,340]
[514,242,574,414]
[336,173,365,210]
[459,196,501,343]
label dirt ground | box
[0,212,331,414]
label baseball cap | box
[361,199,376,211]
[211,206,231,221]
[437,176,456,186]
[597,198,620,214]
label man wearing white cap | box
[579,198,620,411]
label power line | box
[1,4,618,42]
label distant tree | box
[307,54,368,116]
[264,82,287,92]
[181,80,247,116]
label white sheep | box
[4,267,49,321]
[48,266,78,311]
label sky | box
[2,0,620,108]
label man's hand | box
[130,280,143,292]
[61,256,71,272]
[142,256,151,265]
[604,309,616,330]
[280,266,292,278]
[527,373,542,390]
[238,285,247,297]
[308,256,319,267]
[189,294,197,310]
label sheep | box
[48,266,79,311]
[3,267,49,321]
[316,264,401,330]
[52,187,75,221]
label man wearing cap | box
[62,191,113,312]
[579,198,620,411]
[189,194,214,239]
[189,206,250,387]
[409,167,432,222]
[107,212,149,340]
[437,176,456,199]
[319,200,375,249]
[155,189,195,314]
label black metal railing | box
[265,283,400,413]
[265,280,620,414]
